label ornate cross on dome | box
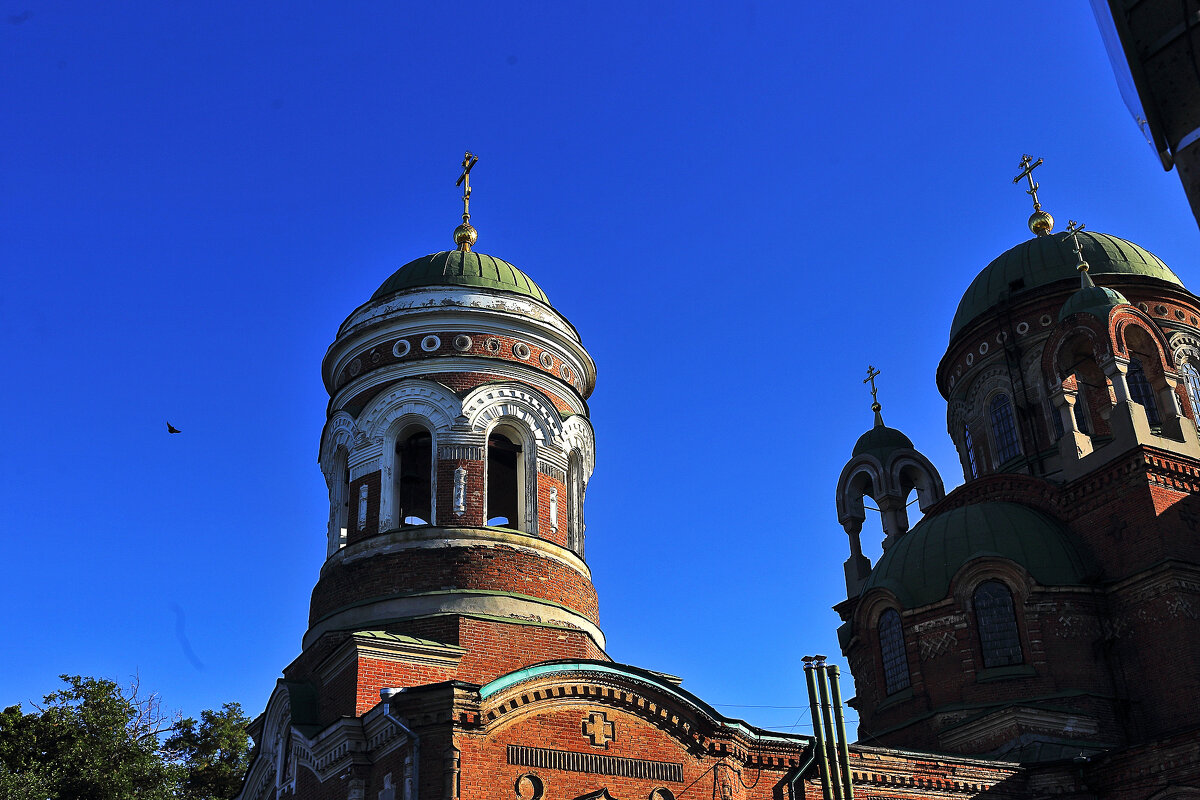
[864,365,882,413]
[1013,154,1054,236]
[453,152,480,251]
[1065,220,1089,271]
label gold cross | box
[1065,220,1089,273]
[1012,154,1045,211]
[864,365,881,412]
[456,152,478,222]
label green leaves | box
[0,675,251,800]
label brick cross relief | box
[582,711,615,747]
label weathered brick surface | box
[308,542,599,626]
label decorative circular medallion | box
[348,358,362,376]
[996,331,1008,344]
[1040,314,1052,327]
[513,342,531,360]
[453,334,473,351]
[421,335,441,352]
[1138,302,1150,313]
[1176,309,1186,320]
[485,337,501,353]
[392,339,411,358]
[979,342,989,355]
[369,349,382,364]
[539,352,554,369]
[559,364,572,381]
[965,353,974,366]
[1155,304,1169,316]
[1016,321,1029,335]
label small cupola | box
[835,367,945,595]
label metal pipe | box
[381,687,420,800]
[803,657,835,800]
[815,658,845,800]
[828,665,854,800]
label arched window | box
[989,394,1021,464]
[878,608,910,695]
[963,424,979,479]
[1128,358,1161,426]
[567,452,584,556]
[973,580,1023,668]
[487,428,524,529]
[394,428,433,526]
[1183,361,1200,417]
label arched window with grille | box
[963,424,979,479]
[989,394,1021,464]
[878,608,910,695]
[1183,361,1200,418]
[1128,358,1161,426]
[973,580,1023,668]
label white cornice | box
[330,358,588,417]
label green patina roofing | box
[950,231,1181,340]
[1058,284,1129,322]
[852,424,915,461]
[371,250,551,305]
[862,502,1089,608]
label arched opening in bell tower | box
[567,451,584,556]
[395,427,433,526]
[487,427,524,529]
[329,446,350,552]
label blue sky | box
[3,1,1198,738]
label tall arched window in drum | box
[878,608,910,695]
[989,394,1021,464]
[973,580,1023,668]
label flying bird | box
[167,422,181,434]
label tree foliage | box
[0,675,251,800]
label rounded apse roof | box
[950,232,1182,340]
[371,250,551,306]
[862,502,1089,608]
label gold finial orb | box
[454,222,478,251]
[1028,209,1054,236]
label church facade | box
[235,157,1200,800]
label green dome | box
[950,232,1181,340]
[1058,284,1129,322]
[372,250,551,305]
[852,425,915,461]
[862,502,1089,608]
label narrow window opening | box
[878,609,910,695]
[395,430,432,526]
[1128,358,1161,427]
[989,393,1021,464]
[974,580,1023,668]
[567,452,584,556]
[1050,402,1064,440]
[487,431,522,529]
[340,464,350,546]
[963,424,979,479]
